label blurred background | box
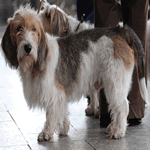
[0,0,77,26]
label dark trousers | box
[93,0,149,119]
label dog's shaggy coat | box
[1,6,148,141]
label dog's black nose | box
[24,44,32,54]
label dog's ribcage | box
[55,28,133,102]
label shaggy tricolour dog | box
[1,5,148,141]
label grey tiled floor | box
[0,37,150,150]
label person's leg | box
[94,0,121,27]
[93,0,121,127]
[121,0,149,123]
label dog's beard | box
[17,41,38,73]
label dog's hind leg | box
[106,96,129,139]
[103,65,133,139]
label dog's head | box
[1,5,49,77]
[40,3,70,37]
[40,2,94,37]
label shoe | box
[128,118,142,126]
[100,114,111,128]
[100,114,142,127]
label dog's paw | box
[85,105,93,116]
[94,107,100,118]
[85,105,99,117]
[38,132,53,142]
[59,122,69,136]
[106,123,125,139]
[59,125,69,136]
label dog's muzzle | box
[24,44,32,54]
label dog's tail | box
[119,25,149,106]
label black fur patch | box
[56,35,89,88]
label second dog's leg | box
[85,82,101,117]
[85,91,99,117]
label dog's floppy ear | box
[33,25,49,75]
[1,20,18,69]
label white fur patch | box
[139,77,149,106]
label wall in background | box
[0,0,76,25]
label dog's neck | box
[68,15,94,33]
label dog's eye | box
[46,12,51,18]
[64,29,68,34]
[61,29,68,37]
[32,27,36,31]
[17,26,23,32]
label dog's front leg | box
[38,97,68,142]
[59,114,70,136]
[38,109,56,142]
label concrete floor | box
[0,32,150,150]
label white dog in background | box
[40,1,94,36]
[1,5,148,142]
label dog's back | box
[55,25,148,104]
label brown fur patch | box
[31,20,50,79]
[112,36,134,69]
[10,13,42,47]
[55,77,67,95]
